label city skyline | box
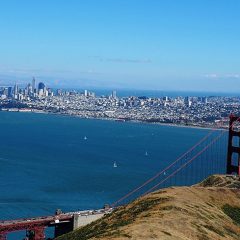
[0,1,239,92]
[1,77,240,130]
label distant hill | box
[56,175,240,240]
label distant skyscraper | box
[112,90,117,99]
[7,87,12,97]
[13,83,18,96]
[38,82,45,90]
[38,82,46,97]
[202,97,208,104]
[27,83,32,95]
[32,77,36,92]
[84,90,88,97]
[2,88,8,97]
[57,89,62,96]
[184,96,192,107]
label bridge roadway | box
[0,208,113,240]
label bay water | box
[0,111,226,239]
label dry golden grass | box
[57,175,240,240]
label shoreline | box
[0,108,227,131]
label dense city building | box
[0,80,240,128]
[0,78,53,101]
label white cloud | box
[225,74,240,79]
[204,73,240,79]
[91,56,152,64]
[204,73,218,78]
[106,58,152,63]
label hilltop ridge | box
[197,175,240,188]
[57,175,240,240]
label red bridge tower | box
[227,114,240,175]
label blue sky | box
[0,0,239,92]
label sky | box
[0,0,239,92]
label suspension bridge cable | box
[142,130,226,195]
[111,128,216,207]
[112,117,240,207]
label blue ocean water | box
[72,88,240,98]
[0,112,227,239]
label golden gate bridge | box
[1,115,240,240]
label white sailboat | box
[84,136,87,140]
[145,151,148,156]
[113,161,117,168]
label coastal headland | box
[57,175,240,240]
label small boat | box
[84,136,87,140]
[113,161,117,168]
[145,151,148,156]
